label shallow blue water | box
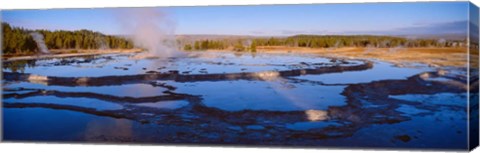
[170,80,346,111]
[4,96,124,111]
[294,61,431,84]
[4,82,170,97]
[3,52,337,77]
[1,51,469,149]
[3,108,156,142]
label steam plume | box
[30,32,49,54]
[96,37,110,50]
[116,8,178,59]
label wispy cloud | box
[280,30,331,35]
[258,21,467,38]
[342,20,468,36]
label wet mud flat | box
[2,51,473,150]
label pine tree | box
[184,44,192,51]
[250,41,257,52]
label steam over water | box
[0,5,471,149]
[116,8,179,59]
[30,32,49,54]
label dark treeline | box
[257,35,464,48]
[184,39,227,51]
[2,22,134,55]
[184,39,252,51]
[3,22,466,55]
[184,35,465,51]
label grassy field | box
[2,46,472,68]
[256,46,470,67]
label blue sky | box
[1,2,469,36]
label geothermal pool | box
[2,51,469,149]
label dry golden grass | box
[256,46,471,67]
[4,46,475,68]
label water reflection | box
[304,110,329,121]
[84,118,133,141]
[3,60,36,73]
[3,52,344,77]
[2,108,152,142]
[1,51,471,149]
[295,60,431,84]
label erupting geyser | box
[117,8,179,59]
